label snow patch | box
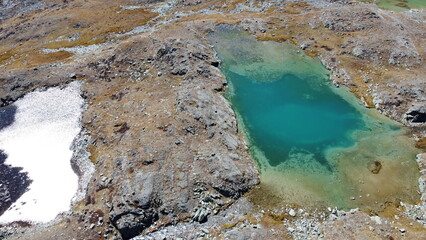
[0,82,84,223]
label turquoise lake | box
[209,26,420,209]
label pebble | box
[371,216,382,225]
[289,209,296,217]
[329,214,338,221]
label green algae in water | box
[209,26,420,209]
[359,0,426,11]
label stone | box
[191,207,208,223]
[300,43,310,50]
[211,61,220,67]
[405,102,426,124]
[171,68,188,75]
[368,161,382,174]
[109,173,158,239]
[371,216,382,225]
[110,209,158,240]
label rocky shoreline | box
[0,0,425,239]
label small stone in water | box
[368,161,382,174]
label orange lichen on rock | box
[416,138,426,149]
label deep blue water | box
[226,71,364,169]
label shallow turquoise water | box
[209,26,420,209]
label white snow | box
[0,82,84,223]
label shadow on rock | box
[0,150,32,216]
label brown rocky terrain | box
[0,0,426,239]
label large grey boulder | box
[405,102,426,124]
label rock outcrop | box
[405,103,426,124]
[76,30,259,239]
[0,0,44,22]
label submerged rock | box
[368,161,382,174]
